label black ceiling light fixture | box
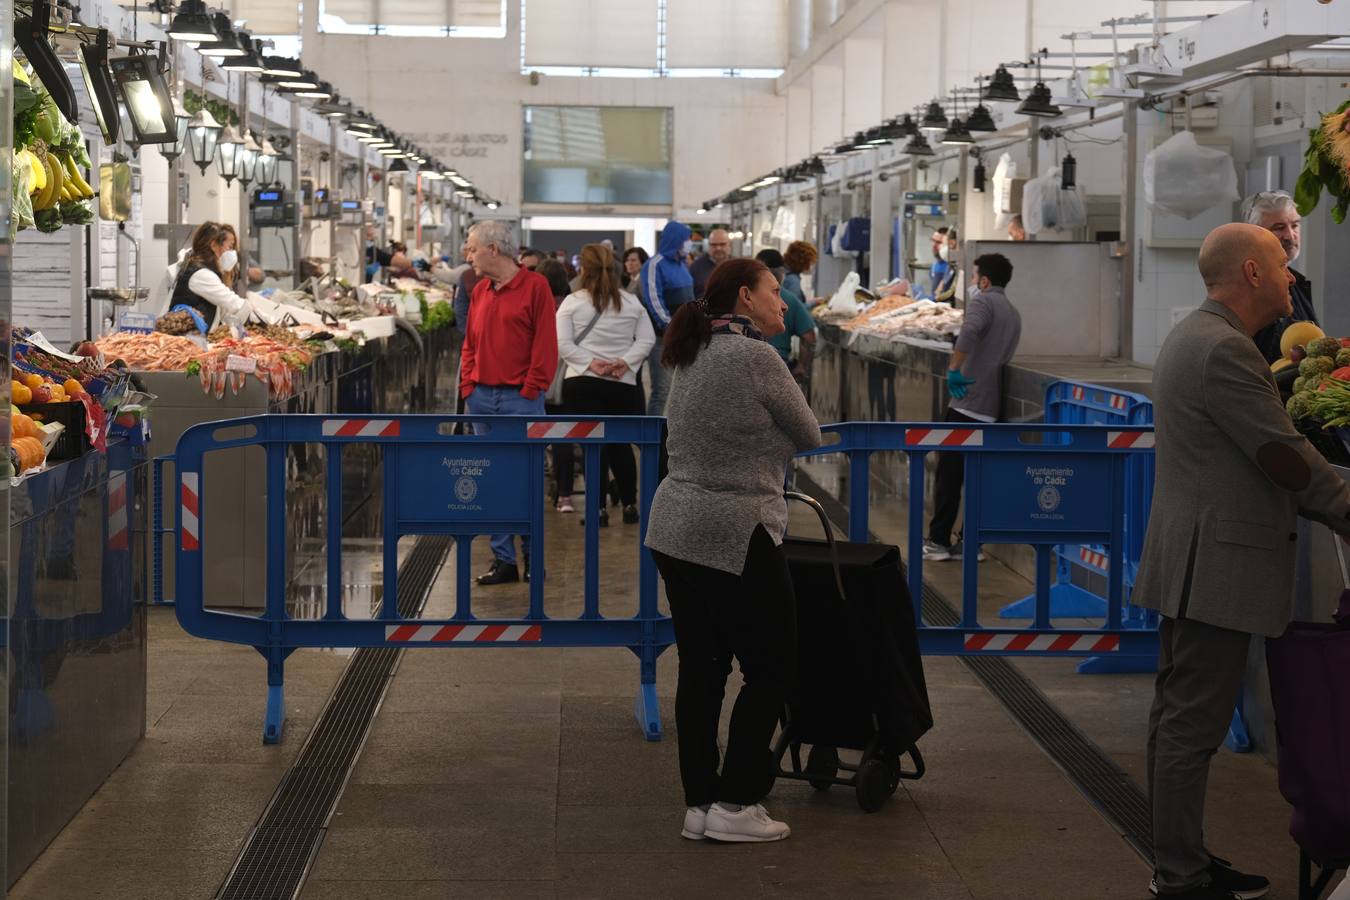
[1061,152,1077,189]
[78,28,120,144]
[16,1,78,123]
[973,158,987,192]
[804,156,827,176]
[920,101,948,133]
[196,13,247,57]
[109,49,179,145]
[941,117,974,145]
[903,131,935,156]
[982,66,1021,103]
[167,0,217,42]
[260,55,305,78]
[222,37,265,73]
[966,102,997,132]
[1017,80,1063,118]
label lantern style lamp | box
[256,136,279,186]
[159,96,191,161]
[215,123,245,184]
[187,107,223,174]
[236,132,261,187]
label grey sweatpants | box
[1147,615,1253,892]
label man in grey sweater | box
[924,252,1022,561]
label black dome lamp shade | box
[804,156,827,176]
[1017,81,1062,118]
[197,14,247,57]
[903,131,935,156]
[16,2,79,123]
[941,117,974,145]
[982,66,1021,103]
[920,101,948,132]
[966,103,997,132]
[168,0,217,42]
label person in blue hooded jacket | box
[637,221,696,416]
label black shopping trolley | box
[772,492,931,812]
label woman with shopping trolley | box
[645,257,822,843]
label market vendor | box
[165,221,247,332]
[1243,190,1318,363]
[364,224,394,282]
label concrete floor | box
[8,471,1322,900]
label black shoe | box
[1154,885,1240,900]
[622,504,639,524]
[1152,857,1266,899]
[580,509,609,528]
[476,559,519,586]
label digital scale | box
[250,188,297,228]
[339,199,364,227]
[312,188,337,220]
[903,190,958,220]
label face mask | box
[682,240,693,256]
[938,245,950,262]
[218,249,238,271]
[968,284,981,300]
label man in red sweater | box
[461,220,559,585]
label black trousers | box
[554,376,640,506]
[652,526,798,807]
[927,407,983,546]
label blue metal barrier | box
[797,422,1159,665]
[151,454,175,607]
[169,414,673,744]
[998,380,1159,674]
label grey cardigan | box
[645,334,823,575]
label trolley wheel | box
[856,759,893,813]
[805,745,839,791]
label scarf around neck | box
[708,314,766,342]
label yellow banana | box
[60,182,76,203]
[32,157,53,209]
[45,153,63,208]
[20,150,45,194]
[36,154,62,210]
[12,60,29,85]
[62,154,93,199]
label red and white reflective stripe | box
[181,472,200,551]
[964,633,1120,653]
[1079,547,1109,571]
[1110,395,1128,410]
[1107,430,1154,449]
[385,623,543,643]
[1071,386,1085,400]
[321,419,401,438]
[107,472,128,551]
[905,428,984,448]
[526,421,605,440]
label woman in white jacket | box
[163,221,248,331]
[554,243,656,525]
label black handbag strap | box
[784,491,847,602]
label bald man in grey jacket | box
[1135,223,1350,900]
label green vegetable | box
[185,360,201,377]
[1295,99,1350,225]
[34,206,62,234]
[418,300,454,333]
[58,200,93,225]
[13,82,40,149]
[1288,391,1316,421]
[1294,376,1309,394]
[1308,337,1342,359]
[1335,349,1350,369]
[1300,356,1334,378]
[11,152,33,232]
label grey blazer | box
[1133,299,1350,637]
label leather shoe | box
[476,559,519,586]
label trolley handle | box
[785,491,847,602]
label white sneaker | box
[556,497,574,513]
[681,806,708,840]
[922,540,953,562]
[703,803,791,843]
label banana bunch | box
[32,150,92,211]
[16,148,44,195]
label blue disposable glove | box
[947,369,975,400]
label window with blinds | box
[228,1,300,35]
[318,0,506,36]
[523,105,672,206]
[522,0,658,69]
[665,0,787,70]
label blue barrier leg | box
[1002,548,1108,619]
[632,625,663,742]
[1077,652,1158,675]
[1224,695,1252,753]
[260,645,294,744]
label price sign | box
[118,312,156,334]
[225,354,257,374]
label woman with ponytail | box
[644,257,821,844]
[553,243,656,523]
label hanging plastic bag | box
[992,152,1018,221]
[1144,130,1239,219]
[1021,168,1088,234]
[827,272,862,316]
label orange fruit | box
[10,381,30,405]
[22,373,43,391]
[62,379,81,395]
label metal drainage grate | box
[792,470,1155,863]
[216,535,453,900]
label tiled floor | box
[8,477,1325,899]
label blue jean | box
[466,385,545,564]
[645,340,672,417]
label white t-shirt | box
[556,289,656,386]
